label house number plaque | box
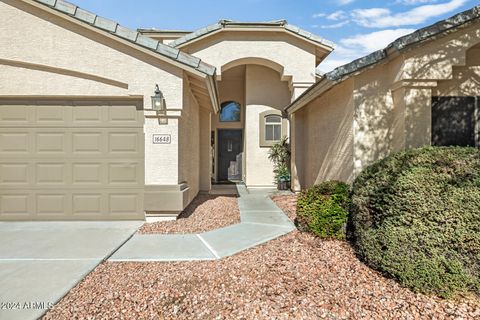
[153,134,171,144]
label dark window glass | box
[432,96,477,147]
[220,101,241,122]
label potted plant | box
[268,137,291,190]
[274,165,291,190]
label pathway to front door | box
[109,184,296,261]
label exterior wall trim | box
[144,183,190,216]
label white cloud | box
[340,28,415,52]
[319,21,350,29]
[338,0,355,5]
[312,12,326,18]
[327,10,348,20]
[318,28,415,73]
[318,57,353,73]
[351,0,467,28]
[396,0,438,4]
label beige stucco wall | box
[400,24,480,82]
[294,80,355,189]
[212,65,246,181]
[178,79,201,202]
[435,43,480,96]
[353,62,406,175]
[245,65,291,187]
[292,21,480,189]
[184,31,317,86]
[0,1,187,187]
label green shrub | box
[351,146,480,298]
[296,181,350,239]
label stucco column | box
[403,86,434,149]
[389,81,437,150]
[199,108,212,192]
[290,113,303,192]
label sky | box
[70,0,476,72]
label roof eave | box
[30,0,216,77]
[285,76,335,115]
[302,5,480,114]
[171,20,335,51]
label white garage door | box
[0,100,145,220]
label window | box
[259,110,286,147]
[265,115,282,141]
[432,96,479,147]
[219,101,241,122]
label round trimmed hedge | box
[350,147,480,298]
[296,181,350,240]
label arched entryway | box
[211,60,292,186]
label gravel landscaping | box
[139,194,240,234]
[43,195,480,319]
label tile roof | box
[317,5,480,81]
[32,0,216,76]
[287,5,480,113]
[169,19,335,49]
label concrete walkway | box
[0,221,143,320]
[110,185,296,261]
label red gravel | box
[139,194,240,234]
[43,196,480,319]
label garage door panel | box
[108,162,144,185]
[0,101,145,221]
[72,193,104,216]
[0,105,31,124]
[0,193,31,216]
[35,163,68,186]
[72,162,104,185]
[108,105,142,125]
[108,132,143,155]
[109,193,143,215]
[35,105,70,125]
[72,131,104,155]
[35,132,68,154]
[0,163,30,185]
[0,131,31,154]
[36,193,69,216]
[72,105,104,125]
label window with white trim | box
[265,114,282,142]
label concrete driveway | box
[0,221,143,320]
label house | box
[287,6,480,191]
[1,0,478,221]
[0,0,332,220]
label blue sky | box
[71,0,476,72]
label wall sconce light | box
[151,84,168,125]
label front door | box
[217,129,243,182]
